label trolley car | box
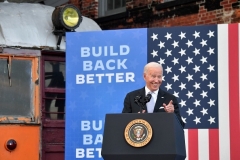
[0,2,101,160]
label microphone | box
[144,93,152,103]
[134,95,142,104]
[134,95,145,113]
[138,93,152,113]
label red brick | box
[220,1,229,6]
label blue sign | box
[65,28,147,159]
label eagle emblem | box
[133,126,145,140]
[124,119,152,147]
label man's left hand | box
[163,100,174,113]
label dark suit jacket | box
[122,87,185,128]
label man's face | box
[144,67,163,92]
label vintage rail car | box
[0,2,101,160]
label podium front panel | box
[101,113,186,160]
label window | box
[99,0,126,17]
[0,56,39,123]
[42,56,66,120]
[162,0,175,2]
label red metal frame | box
[41,51,66,160]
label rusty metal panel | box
[43,127,65,143]
[46,152,64,160]
[42,127,65,160]
[0,125,40,160]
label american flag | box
[147,24,240,160]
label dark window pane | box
[115,0,121,8]
[45,61,65,88]
[114,0,125,9]
[122,0,125,7]
[107,0,113,10]
[104,0,126,16]
[0,59,32,116]
[164,0,175,2]
[45,93,65,120]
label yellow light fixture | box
[52,4,82,31]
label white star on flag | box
[179,32,186,39]
[200,108,208,116]
[165,32,172,40]
[207,30,215,38]
[194,116,201,124]
[193,31,200,39]
[151,33,158,41]
[186,40,193,47]
[150,50,158,57]
[208,116,216,124]
[200,39,208,47]
[158,41,165,49]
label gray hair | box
[143,62,163,74]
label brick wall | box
[69,0,98,19]
[69,0,240,30]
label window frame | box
[98,0,126,17]
[0,55,39,124]
[41,55,66,122]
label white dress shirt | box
[145,87,159,113]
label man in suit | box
[122,62,185,128]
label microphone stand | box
[134,96,145,113]
[135,100,143,113]
[134,94,152,113]
[140,93,152,113]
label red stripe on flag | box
[188,129,198,160]
[228,23,240,160]
[209,129,219,160]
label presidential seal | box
[124,119,152,147]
